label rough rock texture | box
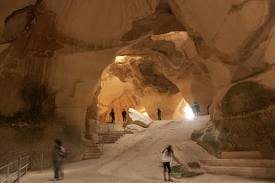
[1,0,275,162]
[97,68,186,121]
[170,0,269,54]
[0,0,36,43]
[97,31,212,121]
[44,0,159,48]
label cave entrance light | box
[184,103,195,120]
[173,99,195,121]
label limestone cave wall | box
[0,0,275,162]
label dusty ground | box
[21,116,272,183]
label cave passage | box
[1,0,275,182]
[96,53,197,124]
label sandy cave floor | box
[21,116,272,183]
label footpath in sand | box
[22,116,271,183]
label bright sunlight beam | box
[184,104,195,120]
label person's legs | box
[163,162,167,181]
[167,163,173,182]
[53,160,59,179]
[56,160,62,180]
[59,161,64,180]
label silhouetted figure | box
[52,139,66,181]
[157,108,162,120]
[122,109,127,122]
[192,101,200,116]
[110,108,115,123]
[207,105,210,115]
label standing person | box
[191,103,196,116]
[192,101,200,116]
[121,109,127,122]
[157,108,162,120]
[110,108,115,123]
[161,145,181,182]
[194,101,200,116]
[161,145,202,182]
[52,139,66,181]
[207,105,210,115]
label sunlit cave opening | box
[184,104,195,120]
[173,99,195,121]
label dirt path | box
[21,116,271,183]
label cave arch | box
[84,31,214,139]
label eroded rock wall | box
[97,67,185,121]
[0,0,163,163]
[1,0,275,159]
[173,0,275,153]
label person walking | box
[122,109,127,122]
[161,145,203,182]
[162,145,180,182]
[110,108,115,123]
[52,139,66,181]
[157,108,162,120]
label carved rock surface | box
[0,0,275,160]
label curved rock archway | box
[0,0,275,165]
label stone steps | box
[83,152,102,160]
[84,147,102,153]
[82,140,103,160]
[202,165,275,179]
[99,131,125,144]
[201,159,275,168]
[200,151,275,179]
[221,151,262,159]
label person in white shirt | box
[161,144,205,182]
[161,145,176,182]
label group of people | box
[109,108,127,123]
[109,108,162,123]
[109,102,207,123]
[192,101,211,116]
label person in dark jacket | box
[52,139,66,181]
[110,108,115,123]
[122,109,127,122]
[157,108,162,120]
